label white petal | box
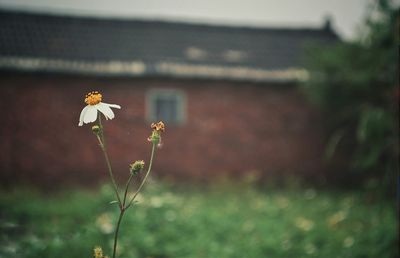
[83,105,98,124]
[96,102,115,120]
[78,105,90,126]
[102,103,121,109]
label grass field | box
[0,181,397,258]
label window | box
[222,49,248,62]
[184,46,207,60]
[146,89,186,125]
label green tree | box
[302,0,399,186]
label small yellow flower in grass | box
[327,210,347,228]
[96,212,114,234]
[295,217,314,231]
[78,91,121,126]
[343,236,355,248]
[305,243,317,254]
[93,246,103,258]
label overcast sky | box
[0,0,381,40]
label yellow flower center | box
[84,91,102,105]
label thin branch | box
[126,143,156,209]
[96,115,122,208]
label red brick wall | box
[0,73,326,187]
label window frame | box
[146,89,186,125]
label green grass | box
[0,181,397,258]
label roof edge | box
[0,57,309,83]
[0,7,339,37]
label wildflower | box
[327,210,347,227]
[130,160,145,175]
[78,91,121,126]
[305,243,317,254]
[343,236,355,248]
[148,121,165,145]
[150,196,164,208]
[151,121,165,132]
[93,246,103,258]
[96,213,114,234]
[295,217,314,231]
[275,196,290,209]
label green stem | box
[122,173,134,207]
[98,114,106,148]
[126,143,156,209]
[96,115,123,208]
[112,169,135,258]
[112,209,125,258]
[112,143,156,258]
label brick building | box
[0,9,338,187]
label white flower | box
[78,91,121,126]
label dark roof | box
[0,9,339,82]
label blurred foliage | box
[0,181,397,258]
[302,0,399,184]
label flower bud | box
[151,121,165,132]
[130,160,145,175]
[148,130,161,144]
[148,121,165,145]
[92,125,101,134]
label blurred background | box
[0,0,398,257]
